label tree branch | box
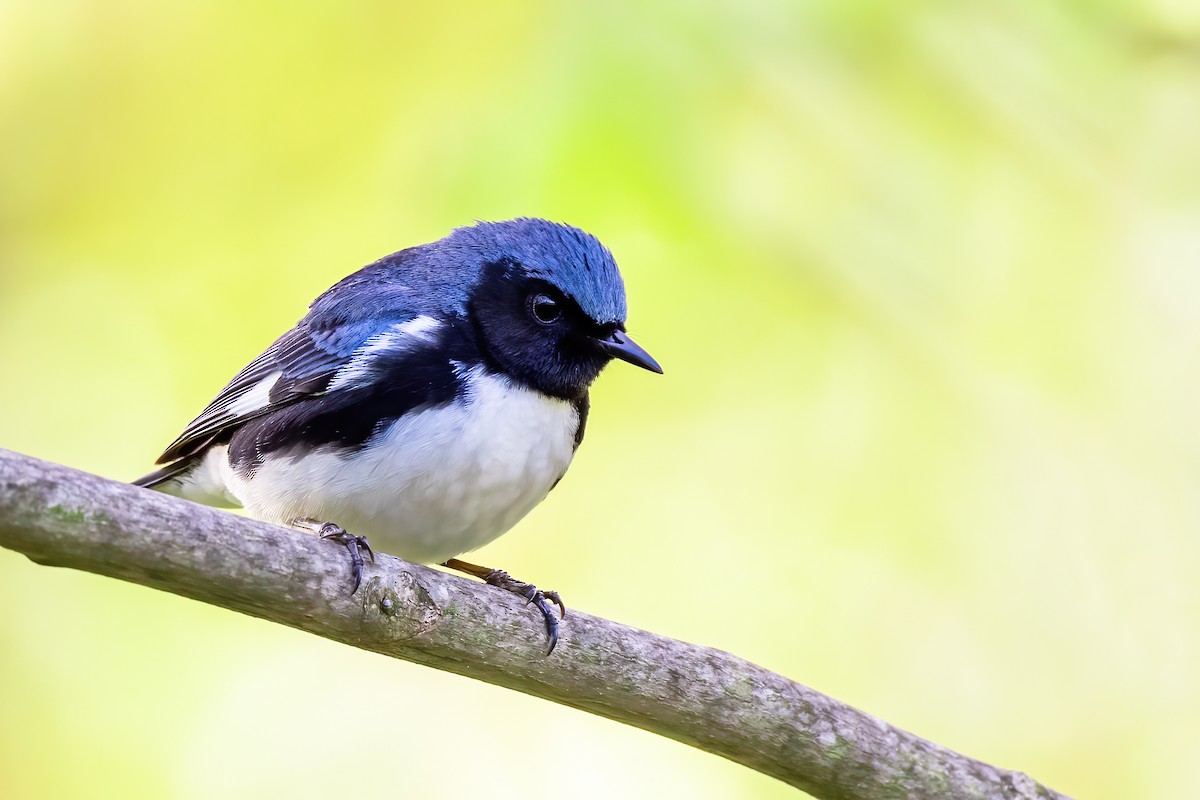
[0,448,1067,799]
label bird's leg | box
[441,557,566,655]
[292,518,374,594]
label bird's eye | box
[528,293,562,325]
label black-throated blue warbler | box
[135,218,661,653]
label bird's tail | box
[132,460,193,490]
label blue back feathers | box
[309,218,628,327]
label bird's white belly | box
[219,370,579,564]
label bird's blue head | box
[442,218,661,400]
[451,218,628,323]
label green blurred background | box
[2,2,1198,798]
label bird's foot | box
[319,523,374,594]
[441,558,566,655]
[485,569,566,655]
[292,518,374,594]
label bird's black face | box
[469,261,661,401]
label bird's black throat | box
[467,259,613,402]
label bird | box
[133,218,661,653]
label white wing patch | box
[223,370,283,418]
[327,315,441,392]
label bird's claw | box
[484,569,567,656]
[318,523,374,594]
[538,588,566,619]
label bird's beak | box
[598,329,663,374]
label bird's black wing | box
[155,315,427,464]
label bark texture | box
[0,448,1069,799]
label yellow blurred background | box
[3,2,1199,798]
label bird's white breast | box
[215,367,580,564]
